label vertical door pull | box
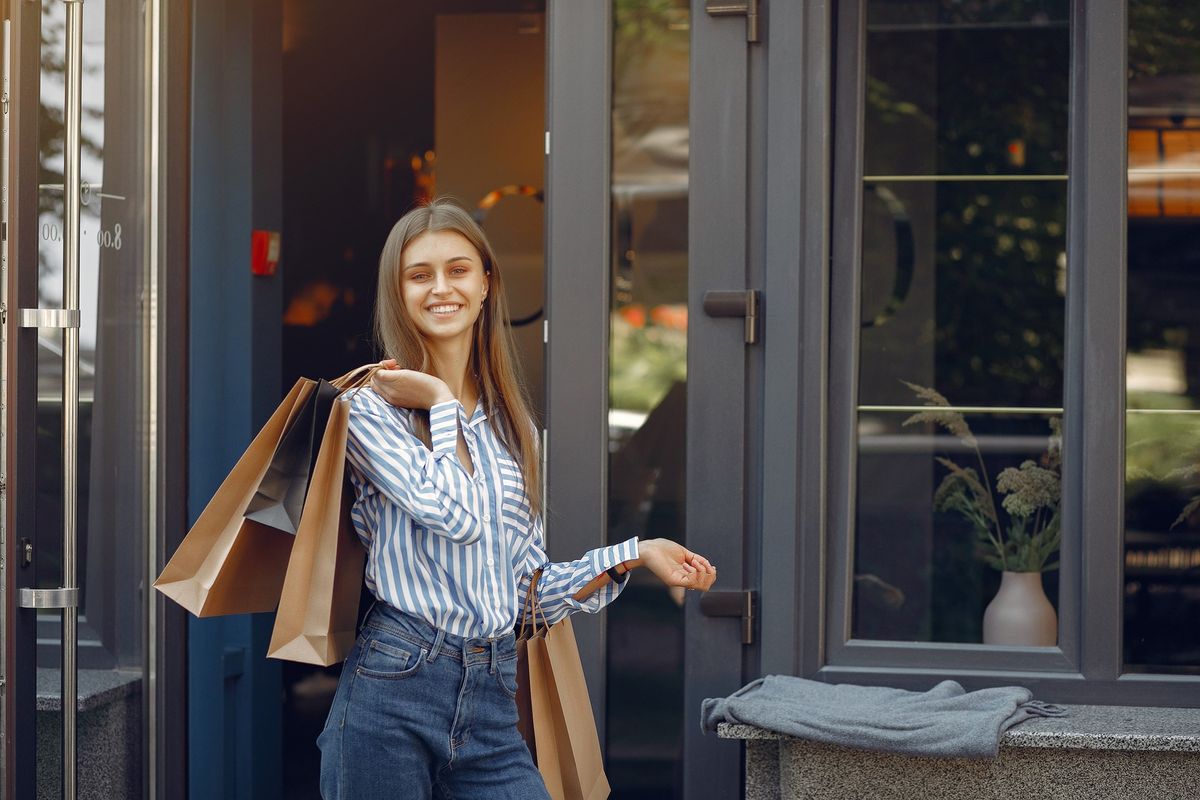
[702,289,761,345]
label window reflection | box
[35,0,149,795]
[852,0,1069,644]
[1124,0,1200,674]
[607,1,689,797]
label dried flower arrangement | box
[1170,468,1200,530]
[903,381,1062,573]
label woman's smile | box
[426,302,464,318]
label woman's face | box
[400,229,490,347]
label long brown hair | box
[374,197,542,515]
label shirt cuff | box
[429,400,461,454]
[590,536,640,579]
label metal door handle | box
[699,589,756,645]
[18,587,79,609]
[702,289,760,344]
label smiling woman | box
[313,198,716,800]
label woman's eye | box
[408,273,430,282]
[451,267,468,275]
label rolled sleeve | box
[517,529,640,626]
[428,400,461,455]
[345,390,485,544]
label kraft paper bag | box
[267,380,371,665]
[154,378,315,616]
[245,378,339,534]
[528,618,610,800]
[518,572,611,800]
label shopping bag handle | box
[331,363,381,390]
[518,568,549,640]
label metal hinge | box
[706,0,761,43]
[699,589,757,645]
[702,289,761,345]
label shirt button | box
[483,510,491,522]
[487,556,495,566]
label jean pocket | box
[494,655,519,699]
[356,637,427,680]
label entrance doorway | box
[278,3,548,796]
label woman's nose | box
[432,271,451,294]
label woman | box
[318,198,717,800]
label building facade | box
[2,1,1199,798]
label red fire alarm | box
[251,230,281,276]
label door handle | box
[699,589,756,645]
[702,289,760,345]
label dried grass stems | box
[901,381,1062,573]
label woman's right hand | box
[372,360,455,410]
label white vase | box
[982,570,1057,646]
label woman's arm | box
[345,390,487,545]
[514,520,717,628]
[568,538,716,601]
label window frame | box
[796,0,1200,707]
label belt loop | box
[489,639,499,673]
[427,627,447,663]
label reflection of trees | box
[38,3,105,277]
[863,13,1069,407]
[1130,2,1200,80]
[613,0,688,147]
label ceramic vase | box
[982,570,1057,646]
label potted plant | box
[904,382,1061,646]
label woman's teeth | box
[429,304,462,316]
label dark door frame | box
[3,2,44,797]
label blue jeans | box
[317,603,551,800]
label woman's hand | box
[632,539,717,592]
[372,359,454,410]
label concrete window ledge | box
[718,705,1200,800]
[36,668,143,799]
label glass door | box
[4,0,160,796]
[545,2,754,799]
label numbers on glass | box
[97,223,122,250]
[41,221,122,250]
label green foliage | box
[609,314,687,413]
[907,382,1061,573]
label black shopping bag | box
[245,378,339,534]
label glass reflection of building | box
[1124,0,1200,673]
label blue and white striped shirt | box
[343,386,639,639]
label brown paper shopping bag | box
[517,571,611,800]
[154,378,316,616]
[267,370,376,665]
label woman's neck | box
[428,337,477,413]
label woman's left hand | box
[372,359,455,410]
[634,539,717,592]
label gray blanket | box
[701,675,1066,758]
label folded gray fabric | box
[701,676,1066,758]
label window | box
[818,1,1200,705]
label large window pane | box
[1124,1,1200,674]
[606,1,689,797]
[852,1,1069,644]
[36,1,150,795]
